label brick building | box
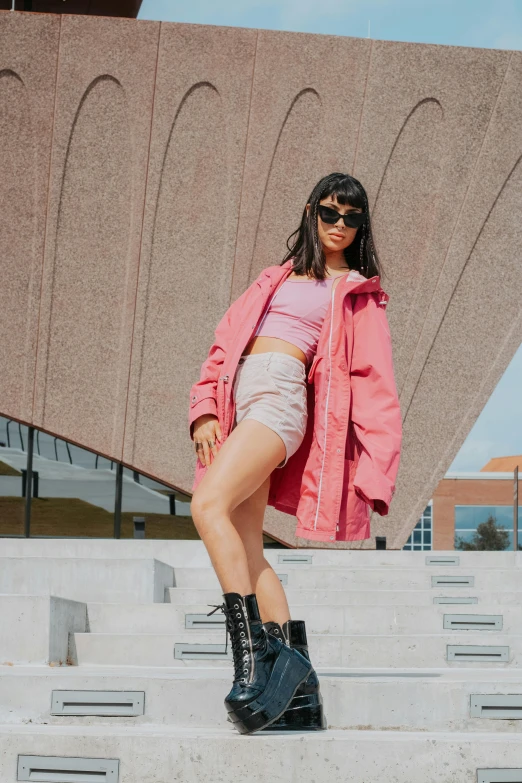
[403,455,522,551]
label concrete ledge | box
[0,595,86,665]
[0,558,174,603]
[166,587,522,606]
[72,631,522,667]
[1,724,522,782]
[2,665,522,731]
[172,566,522,591]
[84,602,522,635]
[1,540,520,569]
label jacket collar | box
[261,258,386,298]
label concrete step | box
[0,595,86,665]
[2,665,522,732]
[0,558,174,603]
[85,601,522,636]
[2,538,521,569]
[166,586,522,606]
[2,723,522,782]
[172,566,522,591]
[73,631,522,667]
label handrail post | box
[514,465,519,552]
[114,462,123,538]
[24,426,34,537]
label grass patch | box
[0,496,200,539]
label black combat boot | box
[261,619,327,730]
[210,593,312,734]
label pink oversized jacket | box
[188,258,402,543]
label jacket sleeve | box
[349,291,402,515]
[188,275,261,441]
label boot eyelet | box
[236,613,241,618]
[234,604,239,609]
[239,622,244,628]
[240,631,245,637]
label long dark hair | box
[281,172,383,282]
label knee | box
[190,489,226,535]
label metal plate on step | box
[432,575,474,587]
[51,690,144,716]
[17,755,119,781]
[447,645,509,662]
[425,555,460,566]
[185,613,225,629]
[277,554,313,564]
[174,643,231,660]
[277,573,288,585]
[477,770,522,783]
[471,695,522,719]
[433,596,478,604]
[443,614,503,631]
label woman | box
[188,172,402,734]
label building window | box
[455,505,522,549]
[403,503,432,550]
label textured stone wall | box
[1,10,521,547]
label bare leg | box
[230,474,291,627]
[190,417,288,597]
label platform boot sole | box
[226,646,312,735]
[263,690,327,730]
[228,679,327,730]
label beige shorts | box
[231,351,308,468]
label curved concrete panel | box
[250,88,322,281]
[122,22,256,488]
[31,13,160,458]
[371,97,444,387]
[231,29,371,300]
[1,11,521,547]
[125,81,227,477]
[0,12,60,422]
[36,76,132,453]
[0,69,38,418]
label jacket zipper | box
[218,374,230,433]
[313,280,336,531]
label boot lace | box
[207,602,251,684]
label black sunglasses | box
[317,204,366,229]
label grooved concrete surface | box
[1,11,522,547]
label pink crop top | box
[254,276,336,365]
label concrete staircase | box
[2,539,522,781]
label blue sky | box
[138,0,522,50]
[138,0,522,473]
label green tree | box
[455,514,511,551]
